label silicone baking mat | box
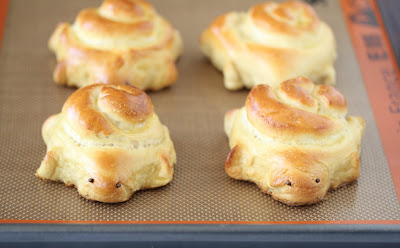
[1,0,400,224]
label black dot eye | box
[316,178,320,183]
[286,181,292,186]
[125,81,130,85]
[116,182,121,188]
[88,178,94,183]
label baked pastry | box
[224,77,365,205]
[200,1,336,90]
[49,0,183,90]
[36,84,176,203]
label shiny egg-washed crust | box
[36,84,176,203]
[49,0,183,91]
[224,77,365,205]
[200,1,336,90]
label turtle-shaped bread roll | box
[36,84,176,202]
[224,77,365,205]
[200,1,336,90]
[49,0,183,90]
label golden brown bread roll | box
[49,0,183,90]
[200,1,336,90]
[224,77,365,205]
[36,84,176,203]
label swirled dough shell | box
[201,1,336,90]
[36,84,176,203]
[224,77,365,205]
[49,0,183,90]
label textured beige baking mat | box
[0,0,399,222]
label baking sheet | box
[0,0,399,222]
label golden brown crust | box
[62,84,154,136]
[97,85,154,123]
[279,77,315,107]
[251,1,319,35]
[101,0,153,18]
[225,145,243,179]
[49,0,183,90]
[200,1,336,90]
[317,85,347,110]
[245,78,334,138]
[37,84,176,203]
[224,77,366,205]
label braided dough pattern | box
[224,77,365,205]
[49,0,183,90]
[36,84,176,202]
[200,1,336,90]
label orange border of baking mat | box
[1,0,400,225]
[341,0,400,203]
[0,0,9,53]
